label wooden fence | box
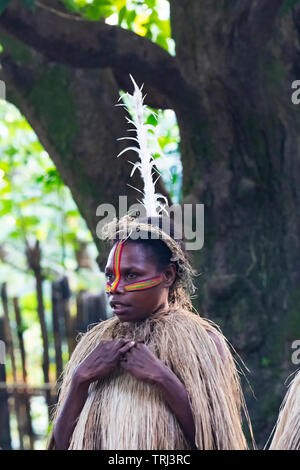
[0,276,109,450]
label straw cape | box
[46,304,252,450]
[268,369,300,450]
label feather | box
[116,74,169,218]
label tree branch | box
[0,0,198,112]
[0,46,173,261]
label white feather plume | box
[116,75,169,218]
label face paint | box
[122,275,162,291]
[105,240,162,294]
[107,240,125,293]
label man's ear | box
[162,263,176,287]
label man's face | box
[105,241,169,322]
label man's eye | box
[127,273,137,279]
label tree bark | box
[1,0,300,446]
[170,0,300,446]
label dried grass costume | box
[268,369,300,450]
[46,77,253,450]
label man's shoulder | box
[206,329,226,362]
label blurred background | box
[0,0,300,450]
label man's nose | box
[110,282,126,294]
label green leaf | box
[118,5,126,25]
[0,198,12,212]
[0,184,11,197]
[7,230,20,239]
[46,421,52,437]
[65,210,80,217]
[16,215,39,227]
[5,146,18,157]
[145,0,156,8]
[156,33,168,51]
[126,10,136,28]
[146,114,158,127]
[172,173,178,184]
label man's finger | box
[118,341,135,355]
[115,338,132,349]
[118,338,131,345]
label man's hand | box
[73,339,136,385]
[119,342,166,384]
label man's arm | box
[207,330,226,362]
[154,366,197,448]
[153,330,225,449]
[53,375,90,450]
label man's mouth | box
[110,300,130,314]
[110,300,129,308]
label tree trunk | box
[1,0,300,447]
[171,0,300,446]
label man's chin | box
[115,311,150,323]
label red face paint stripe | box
[110,241,124,292]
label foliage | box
[0,102,99,284]
[61,0,174,53]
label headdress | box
[100,75,198,310]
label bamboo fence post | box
[1,284,24,449]
[25,240,52,419]
[76,290,85,334]
[13,297,34,450]
[51,281,63,381]
[0,317,12,450]
[60,276,75,357]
